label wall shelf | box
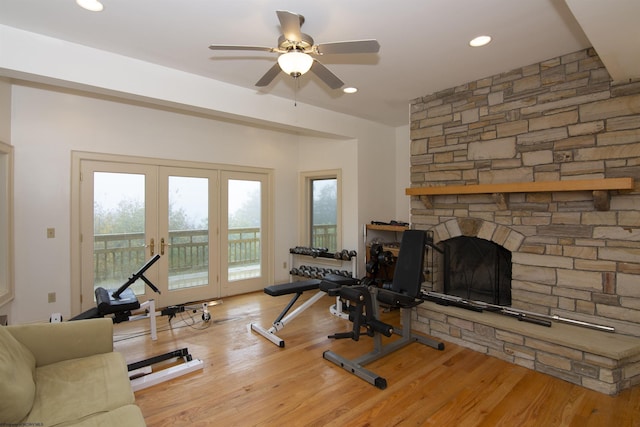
[366,223,409,232]
[406,177,634,211]
[406,177,634,196]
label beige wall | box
[0,25,402,324]
[5,83,393,324]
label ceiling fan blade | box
[309,61,344,90]
[209,45,276,53]
[316,40,380,55]
[276,10,303,42]
[255,63,282,87]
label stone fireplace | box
[407,48,640,395]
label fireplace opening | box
[442,236,512,305]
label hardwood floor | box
[114,291,640,426]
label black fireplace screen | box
[443,236,512,305]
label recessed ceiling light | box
[469,35,492,47]
[343,87,358,94]
[76,0,104,12]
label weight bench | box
[250,274,358,347]
[322,229,445,389]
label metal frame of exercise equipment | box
[322,229,445,389]
[250,255,357,347]
[323,286,444,389]
[71,254,210,390]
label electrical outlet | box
[48,292,56,303]
[283,261,287,269]
[47,228,55,238]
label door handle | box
[147,238,155,256]
[161,237,171,255]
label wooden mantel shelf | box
[406,177,634,211]
[406,177,634,196]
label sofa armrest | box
[6,318,114,367]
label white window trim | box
[0,140,14,307]
[299,169,342,252]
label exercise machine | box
[250,274,358,347]
[71,255,208,390]
[71,254,163,338]
[321,230,445,389]
[250,244,358,347]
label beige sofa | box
[0,318,146,427]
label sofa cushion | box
[23,351,136,426]
[53,405,146,427]
[0,325,37,423]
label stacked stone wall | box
[408,48,640,394]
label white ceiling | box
[0,0,638,127]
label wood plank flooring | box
[114,291,640,426]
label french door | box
[220,171,270,296]
[77,157,271,312]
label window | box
[301,170,341,253]
[0,141,13,307]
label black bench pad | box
[264,279,321,296]
[264,274,360,297]
[96,287,140,315]
[319,275,360,293]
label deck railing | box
[312,224,337,252]
[93,232,147,283]
[93,225,336,282]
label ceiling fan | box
[208,10,380,90]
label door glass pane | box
[311,178,337,252]
[168,176,209,291]
[93,172,146,294]
[228,179,261,281]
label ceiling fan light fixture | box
[277,51,313,77]
[76,0,104,12]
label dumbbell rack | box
[288,247,358,281]
[288,247,358,320]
